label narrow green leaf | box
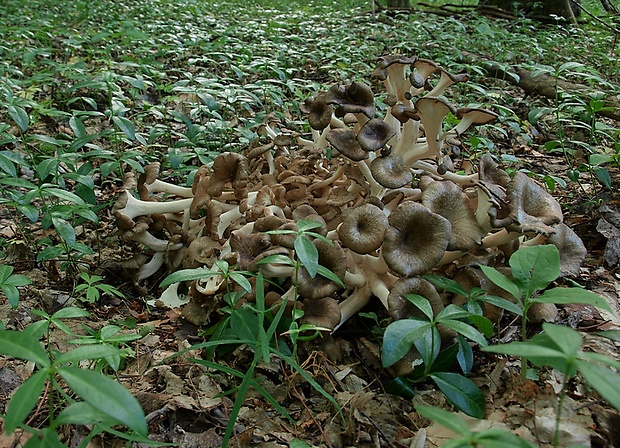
[441,320,488,347]
[4,369,48,434]
[480,294,523,316]
[0,330,50,366]
[160,268,217,288]
[1,285,20,308]
[576,361,620,411]
[533,287,612,312]
[112,116,136,141]
[436,304,472,321]
[3,274,31,288]
[295,236,318,278]
[54,345,122,365]
[430,372,486,418]
[228,272,253,294]
[55,401,117,426]
[316,265,345,287]
[457,334,474,375]
[415,405,471,436]
[479,266,521,299]
[51,307,90,320]
[58,366,147,436]
[22,427,63,448]
[404,294,434,320]
[578,351,620,370]
[385,377,416,400]
[43,187,86,206]
[8,105,29,131]
[483,342,564,359]
[231,307,259,343]
[424,275,470,297]
[296,219,322,232]
[415,326,441,369]
[255,254,295,266]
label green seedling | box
[74,272,125,304]
[484,323,620,447]
[0,264,32,308]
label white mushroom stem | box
[438,229,529,265]
[355,159,386,198]
[334,284,373,332]
[260,264,295,278]
[145,179,194,198]
[392,118,421,159]
[137,251,167,282]
[413,160,479,184]
[118,191,194,220]
[128,231,183,252]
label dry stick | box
[572,0,620,35]
[564,0,579,26]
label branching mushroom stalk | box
[113,55,587,333]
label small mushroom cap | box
[304,92,334,131]
[229,231,272,271]
[456,107,498,126]
[377,54,417,69]
[388,277,443,321]
[391,103,419,124]
[370,154,413,189]
[493,172,563,235]
[301,296,342,331]
[383,202,451,277]
[422,181,485,251]
[338,203,389,254]
[138,162,161,200]
[356,118,396,152]
[325,81,375,118]
[327,128,368,162]
[206,152,249,200]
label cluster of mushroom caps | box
[113,54,586,332]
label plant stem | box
[554,372,570,447]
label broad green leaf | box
[593,167,612,189]
[8,105,29,131]
[295,236,318,278]
[430,372,486,418]
[36,245,65,262]
[0,265,14,282]
[255,254,294,266]
[69,116,87,138]
[16,204,39,222]
[404,294,434,320]
[424,275,470,297]
[441,320,488,347]
[22,427,63,448]
[467,314,494,339]
[382,319,431,367]
[43,187,86,206]
[576,361,620,411]
[57,366,147,436]
[477,430,538,447]
[541,323,582,356]
[55,401,117,426]
[1,285,20,308]
[296,219,322,232]
[596,330,620,343]
[52,217,76,248]
[4,369,48,434]
[37,158,59,181]
[231,307,259,343]
[0,153,17,177]
[533,287,612,312]
[436,304,471,321]
[113,116,136,141]
[509,245,559,296]
[578,351,620,371]
[415,405,471,436]
[52,307,90,320]
[0,330,50,366]
[479,265,521,300]
[160,268,217,288]
[54,344,122,365]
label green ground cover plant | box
[1,0,619,445]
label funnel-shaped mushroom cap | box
[206,152,249,199]
[303,92,334,131]
[422,181,485,251]
[327,128,368,161]
[370,154,413,189]
[383,202,451,277]
[547,223,587,276]
[450,107,498,136]
[229,231,271,271]
[388,277,443,320]
[325,81,375,118]
[479,153,510,187]
[391,103,419,124]
[302,296,342,331]
[493,172,563,235]
[296,239,346,300]
[338,203,389,254]
[357,118,396,152]
[415,96,457,155]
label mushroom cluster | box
[113,55,586,332]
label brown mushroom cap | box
[338,203,389,254]
[325,81,375,119]
[304,92,334,131]
[370,154,413,189]
[547,223,587,277]
[206,152,249,200]
[422,181,485,251]
[492,172,563,235]
[296,239,346,300]
[327,128,368,162]
[301,296,342,331]
[388,276,443,321]
[382,202,451,277]
[357,118,396,152]
[229,231,272,271]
